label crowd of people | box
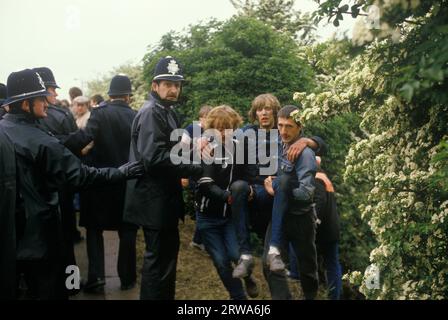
[0,55,341,300]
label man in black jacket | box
[0,125,16,299]
[64,75,138,292]
[33,67,78,141]
[33,67,82,283]
[0,69,143,299]
[123,56,202,300]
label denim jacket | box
[278,140,317,213]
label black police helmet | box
[153,56,184,82]
[1,69,51,107]
[32,67,60,89]
[108,74,133,96]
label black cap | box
[108,75,133,96]
[32,67,60,89]
[153,56,184,82]
[1,69,51,107]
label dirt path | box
[70,216,303,300]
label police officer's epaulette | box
[49,104,70,116]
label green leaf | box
[399,83,414,101]
[333,18,340,27]
[351,5,360,18]
[435,25,448,34]
[340,4,349,12]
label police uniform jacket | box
[76,100,136,230]
[0,125,16,299]
[38,105,77,142]
[123,92,201,230]
[0,113,127,261]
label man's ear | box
[151,81,158,92]
[20,100,30,113]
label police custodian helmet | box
[32,67,60,89]
[153,56,184,82]
[108,74,133,96]
[1,69,51,107]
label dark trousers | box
[262,221,292,300]
[261,174,318,300]
[60,191,79,240]
[19,258,68,300]
[60,191,77,273]
[285,212,318,300]
[86,223,137,285]
[289,241,342,300]
[140,228,179,300]
[197,215,247,300]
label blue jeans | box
[230,181,274,255]
[229,181,252,254]
[289,241,342,300]
[270,176,290,248]
[192,211,202,244]
[196,215,247,300]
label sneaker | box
[243,275,259,298]
[190,241,206,251]
[232,257,255,278]
[267,253,286,273]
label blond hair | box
[198,105,213,118]
[205,105,242,130]
[248,93,281,124]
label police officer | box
[0,122,16,299]
[0,69,143,299]
[33,67,78,140]
[33,68,82,280]
[0,83,7,119]
[64,75,138,292]
[123,56,202,300]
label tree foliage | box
[230,0,316,42]
[296,0,448,299]
[142,16,315,126]
[85,63,147,110]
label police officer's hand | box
[118,161,145,179]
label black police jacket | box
[123,92,201,230]
[0,113,127,261]
[38,105,77,143]
[64,100,137,230]
[0,125,17,299]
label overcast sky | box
[0,0,356,100]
